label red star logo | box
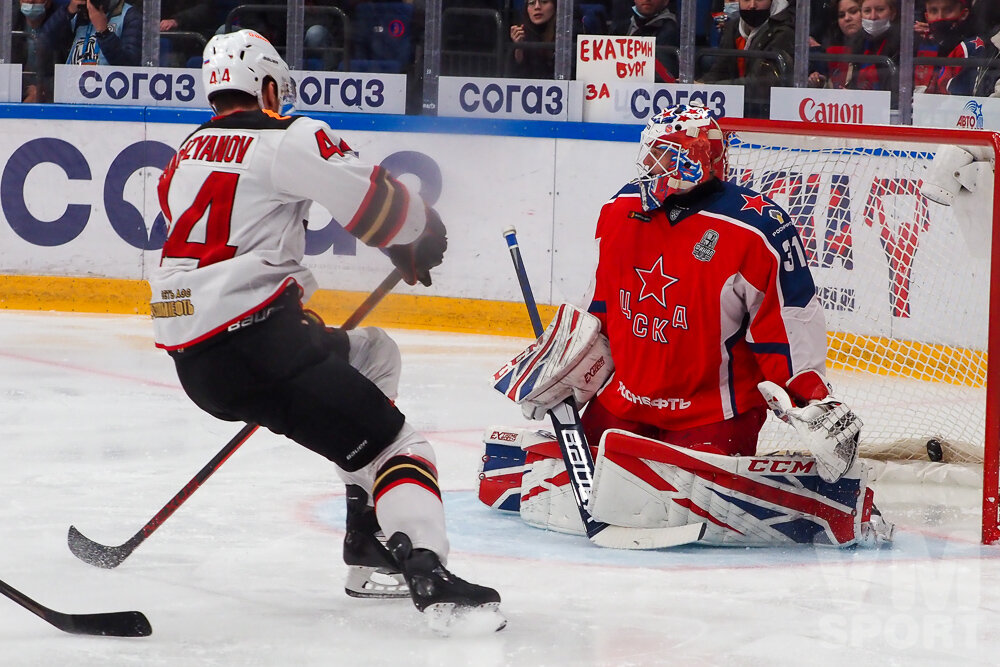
[741,193,770,214]
[635,256,678,308]
[973,37,985,49]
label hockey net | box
[719,119,1000,544]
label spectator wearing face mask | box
[914,0,996,96]
[699,0,794,118]
[845,0,899,93]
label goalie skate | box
[387,532,506,636]
[343,485,408,599]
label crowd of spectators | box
[9,0,1000,113]
[804,0,1000,98]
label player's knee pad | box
[341,422,438,495]
[345,326,402,400]
[339,424,449,558]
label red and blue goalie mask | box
[635,105,727,212]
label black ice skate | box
[342,485,409,599]
[387,532,506,635]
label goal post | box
[717,118,1000,544]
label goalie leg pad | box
[519,455,587,536]
[477,428,529,512]
[476,427,587,535]
[590,430,876,547]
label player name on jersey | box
[176,132,257,167]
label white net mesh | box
[724,127,991,466]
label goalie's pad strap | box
[491,304,612,409]
[589,430,869,547]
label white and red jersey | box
[589,179,830,432]
[150,109,428,350]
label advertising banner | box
[437,76,578,121]
[584,82,744,124]
[912,94,1000,130]
[288,70,407,114]
[54,65,208,108]
[53,65,407,114]
[0,113,984,346]
[770,87,891,125]
[0,117,570,302]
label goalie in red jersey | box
[483,104,893,548]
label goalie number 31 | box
[781,235,808,272]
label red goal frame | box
[720,118,1000,545]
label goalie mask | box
[635,104,726,212]
[203,29,297,114]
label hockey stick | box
[502,228,706,549]
[67,423,258,569]
[0,577,152,637]
[68,269,404,568]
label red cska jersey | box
[588,179,830,432]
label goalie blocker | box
[478,427,893,547]
[492,304,613,420]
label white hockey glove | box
[491,304,614,420]
[921,143,994,206]
[758,381,861,483]
[921,144,994,259]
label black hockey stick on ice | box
[0,577,152,637]
[503,228,705,549]
[68,269,404,569]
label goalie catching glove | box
[492,304,614,420]
[758,380,861,483]
[386,207,447,286]
[920,143,994,206]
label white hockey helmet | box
[202,29,296,113]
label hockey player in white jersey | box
[150,29,503,634]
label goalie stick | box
[502,227,705,549]
[68,269,404,569]
[0,577,152,637]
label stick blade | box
[589,522,706,550]
[67,526,130,569]
[57,609,153,637]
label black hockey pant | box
[169,287,405,472]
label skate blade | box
[423,602,506,637]
[344,566,409,599]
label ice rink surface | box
[2,310,1000,666]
